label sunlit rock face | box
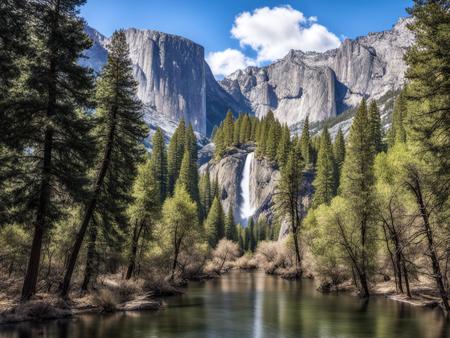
[219,18,414,127]
[83,26,249,137]
[124,29,206,134]
[199,146,281,226]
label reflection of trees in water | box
[5,272,450,338]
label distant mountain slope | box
[219,18,414,129]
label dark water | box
[1,271,449,338]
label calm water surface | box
[1,271,449,338]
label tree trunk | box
[358,271,370,298]
[21,127,53,301]
[292,231,302,271]
[126,221,144,280]
[402,259,411,298]
[409,173,450,312]
[60,108,117,298]
[81,223,98,291]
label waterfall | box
[239,152,256,226]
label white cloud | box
[231,5,341,63]
[206,6,341,77]
[206,48,256,77]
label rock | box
[118,297,161,312]
[219,18,415,128]
[199,148,249,220]
[82,26,248,138]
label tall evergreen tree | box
[312,127,336,207]
[223,110,234,147]
[340,98,376,298]
[405,0,450,178]
[300,116,312,166]
[204,196,225,247]
[388,91,408,147]
[277,124,291,167]
[0,0,29,126]
[149,128,167,202]
[199,172,212,220]
[333,128,346,188]
[368,101,383,154]
[167,120,186,194]
[184,125,200,203]
[274,146,305,268]
[2,0,96,300]
[225,204,237,241]
[233,114,242,146]
[60,31,147,297]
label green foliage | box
[199,172,212,220]
[204,196,225,247]
[167,120,186,194]
[388,91,408,147]
[225,204,238,241]
[333,128,346,188]
[300,116,312,166]
[368,101,383,154]
[405,0,450,178]
[312,127,337,207]
[150,128,168,202]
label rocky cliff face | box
[219,18,414,127]
[199,147,281,225]
[83,26,245,137]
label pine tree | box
[199,172,212,220]
[340,98,376,298]
[368,101,383,154]
[233,114,242,146]
[405,0,450,178]
[277,124,291,167]
[388,91,407,147]
[223,110,234,147]
[266,123,278,160]
[204,196,225,247]
[0,0,28,123]
[3,0,97,300]
[150,128,167,202]
[300,116,312,166]
[167,120,186,194]
[274,146,305,268]
[213,127,225,160]
[312,127,336,207]
[333,128,346,188]
[239,114,251,144]
[225,204,237,241]
[60,31,147,297]
[184,125,200,204]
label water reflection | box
[1,271,449,338]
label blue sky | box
[81,1,412,76]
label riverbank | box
[0,269,445,325]
[0,274,187,325]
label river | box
[1,271,449,338]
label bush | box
[205,239,240,275]
[234,253,258,270]
[142,275,183,296]
[93,289,117,312]
[254,239,295,274]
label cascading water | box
[239,152,256,226]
